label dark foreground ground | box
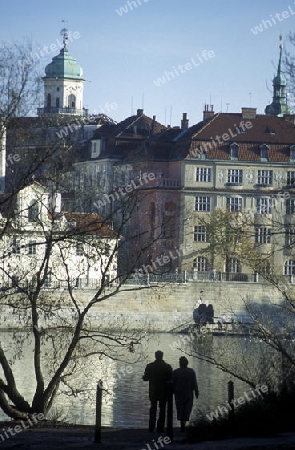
[1,423,295,450]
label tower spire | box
[265,35,291,117]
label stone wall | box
[1,280,286,332]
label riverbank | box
[1,423,295,450]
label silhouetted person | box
[172,356,199,432]
[142,350,172,432]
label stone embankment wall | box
[1,281,286,331]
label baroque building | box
[0,182,118,289]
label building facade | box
[0,183,118,289]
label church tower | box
[265,37,291,117]
[38,28,86,116]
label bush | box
[188,390,295,443]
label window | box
[68,94,76,109]
[256,198,272,214]
[195,197,210,212]
[287,171,295,186]
[12,238,20,254]
[28,200,39,222]
[193,256,208,271]
[28,240,36,255]
[76,242,84,256]
[196,167,211,182]
[56,97,60,108]
[91,140,102,158]
[227,197,242,212]
[258,170,273,185]
[255,261,271,275]
[47,93,51,109]
[44,278,51,288]
[290,145,295,161]
[285,260,295,275]
[286,199,295,214]
[230,143,239,159]
[227,257,241,273]
[260,144,269,160]
[194,226,207,242]
[227,169,242,184]
[105,243,111,256]
[286,228,295,246]
[255,227,271,244]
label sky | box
[1,0,295,126]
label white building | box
[0,182,119,290]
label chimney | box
[181,113,189,129]
[241,107,257,119]
[203,104,214,121]
[151,115,156,135]
[137,109,144,117]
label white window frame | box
[227,257,241,273]
[196,167,211,182]
[195,197,211,212]
[193,256,208,271]
[286,199,295,215]
[255,227,271,244]
[227,169,242,184]
[286,228,295,246]
[226,197,242,212]
[287,171,295,186]
[28,240,36,255]
[285,260,295,275]
[257,198,272,214]
[194,226,207,242]
[257,170,273,185]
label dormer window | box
[28,200,39,222]
[259,144,269,161]
[265,126,276,135]
[230,142,239,159]
[91,139,102,158]
[290,145,295,161]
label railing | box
[37,107,88,116]
[157,178,180,188]
[188,271,295,284]
[3,272,295,291]
[122,272,187,285]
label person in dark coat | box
[172,356,199,432]
[142,350,172,432]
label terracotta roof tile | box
[63,213,119,238]
[185,113,295,162]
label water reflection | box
[0,332,252,427]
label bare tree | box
[186,208,295,392]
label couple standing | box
[142,350,199,432]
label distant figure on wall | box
[172,356,199,432]
[193,303,214,326]
[142,350,173,432]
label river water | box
[0,332,255,428]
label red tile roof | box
[63,213,119,238]
[186,113,295,162]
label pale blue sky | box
[2,0,295,125]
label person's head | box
[155,350,164,361]
[179,356,188,368]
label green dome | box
[44,48,83,79]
